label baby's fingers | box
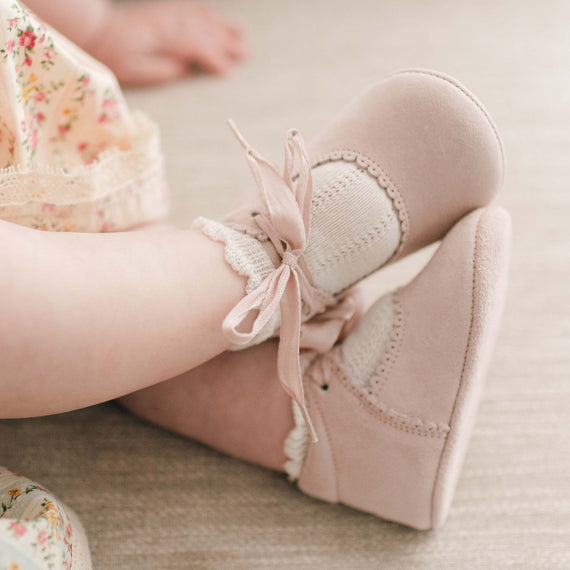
[225,25,248,60]
[192,45,233,75]
[150,1,246,75]
[117,54,188,87]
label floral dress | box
[0,468,91,570]
[0,0,169,232]
[0,1,171,567]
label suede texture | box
[298,206,511,530]
[430,206,511,528]
[308,70,505,263]
[380,209,480,422]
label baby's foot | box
[195,70,504,437]
[89,1,247,86]
[285,206,511,529]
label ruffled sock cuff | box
[192,217,280,347]
[283,351,317,480]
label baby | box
[0,1,510,567]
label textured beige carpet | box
[2,0,570,568]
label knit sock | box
[194,160,402,343]
[336,292,396,389]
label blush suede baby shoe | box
[194,69,504,439]
[283,206,511,530]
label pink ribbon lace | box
[222,120,352,443]
[299,288,364,353]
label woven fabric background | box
[1,0,569,568]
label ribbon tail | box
[276,273,319,443]
[285,131,313,236]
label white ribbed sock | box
[336,292,395,389]
[304,162,401,293]
[195,160,402,299]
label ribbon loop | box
[299,286,365,354]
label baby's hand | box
[89,1,247,86]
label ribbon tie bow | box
[222,120,336,443]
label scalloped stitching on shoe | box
[328,357,450,438]
[368,291,404,398]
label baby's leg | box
[119,340,292,472]
[0,220,250,418]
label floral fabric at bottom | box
[0,467,91,570]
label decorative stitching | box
[324,357,450,438]
[311,151,410,260]
[309,166,361,213]
[307,218,399,276]
[369,291,404,398]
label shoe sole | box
[429,206,511,528]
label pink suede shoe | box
[285,206,511,529]
[308,69,505,262]
[195,69,504,441]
